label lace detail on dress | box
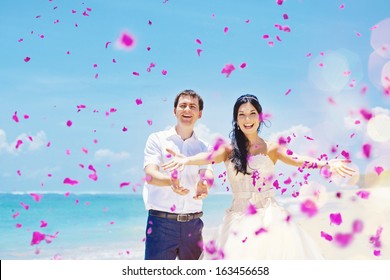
[225,154,276,212]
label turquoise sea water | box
[0,193,231,260]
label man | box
[143,89,214,260]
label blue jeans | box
[144,214,204,260]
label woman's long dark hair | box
[229,94,264,175]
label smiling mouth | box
[243,124,254,129]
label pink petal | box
[148,20,152,25]
[120,182,131,188]
[63,177,79,186]
[255,227,267,235]
[40,220,48,228]
[15,139,23,149]
[339,4,345,9]
[262,34,270,39]
[135,98,143,105]
[330,212,342,225]
[195,38,202,44]
[362,143,371,158]
[283,13,289,20]
[356,190,370,199]
[20,202,30,210]
[66,120,72,127]
[147,119,153,126]
[31,231,46,245]
[30,193,43,202]
[16,223,22,228]
[224,27,229,33]
[374,166,384,176]
[341,150,350,159]
[300,199,318,217]
[196,49,202,56]
[374,250,381,256]
[276,0,284,5]
[12,111,20,123]
[132,72,139,76]
[12,211,20,219]
[246,203,257,215]
[24,57,31,62]
[82,147,88,154]
[352,219,363,233]
[334,232,354,247]
[240,62,247,69]
[221,63,235,77]
[359,108,373,120]
[118,31,136,49]
[321,231,333,241]
[161,69,168,75]
[170,204,176,212]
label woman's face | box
[236,102,260,135]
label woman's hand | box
[162,148,189,172]
[328,159,356,177]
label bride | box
[163,94,355,260]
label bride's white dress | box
[202,154,324,260]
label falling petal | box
[132,72,139,76]
[330,213,342,226]
[321,231,333,241]
[362,143,371,158]
[66,120,72,127]
[170,204,176,212]
[196,49,202,56]
[262,34,270,39]
[24,56,31,62]
[116,31,136,50]
[120,182,131,188]
[20,202,29,210]
[15,139,23,149]
[161,69,168,75]
[221,64,235,77]
[12,111,19,122]
[356,190,370,199]
[240,62,247,69]
[147,119,152,126]
[374,166,384,176]
[30,193,43,202]
[224,27,229,33]
[195,38,202,44]
[276,0,284,5]
[334,232,354,247]
[255,227,267,235]
[40,220,48,228]
[63,177,79,186]
[352,219,363,233]
[283,13,289,20]
[339,4,345,9]
[246,203,257,215]
[31,231,46,245]
[300,199,318,217]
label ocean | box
[0,192,231,260]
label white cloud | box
[195,123,226,146]
[94,149,130,161]
[0,129,47,154]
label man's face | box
[174,95,202,127]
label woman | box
[162,94,355,260]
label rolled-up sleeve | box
[143,133,161,168]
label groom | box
[143,89,213,260]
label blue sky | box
[1,0,389,194]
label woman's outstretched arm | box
[273,143,355,177]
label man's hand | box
[162,148,188,172]
[194,179,209,200]
[170,169,190,195]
